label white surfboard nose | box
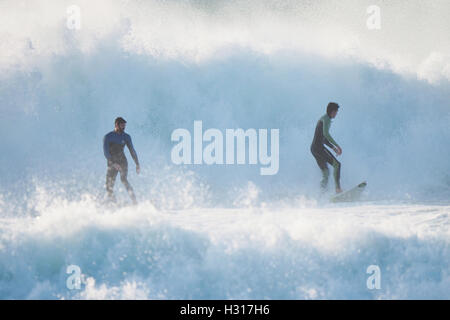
[331,181,367,203]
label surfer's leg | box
[333,159,341,190]
[312,149,330,190]
[119,161,137,204]
[320,167,329,190]
[106,161,118,202]
[324,148,341,190]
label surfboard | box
[330,181,367,203]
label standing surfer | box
[311,102,342,194]
[103,117,140,204]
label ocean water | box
[0,0,449,299]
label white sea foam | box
[0,194,449,299]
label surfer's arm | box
[322,118,340,148]
[324,138,334,149]
[126,135,140,166]
[103,134,112,160]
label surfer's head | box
[114,117,127,133]
[327,102,339,118]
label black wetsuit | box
[310,114,341,190]
[103,130,139,203]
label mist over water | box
[0,0,449,299]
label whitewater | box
[0,0,449,299]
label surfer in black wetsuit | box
[311,102,343,194]
[103,117,140,204]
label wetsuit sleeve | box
[322,117,340,148]
[126,135,140,166]
[103,134,112,160]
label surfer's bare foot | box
[336,188,343,194]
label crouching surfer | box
[310,102,343,194]
[103,117,140,205]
